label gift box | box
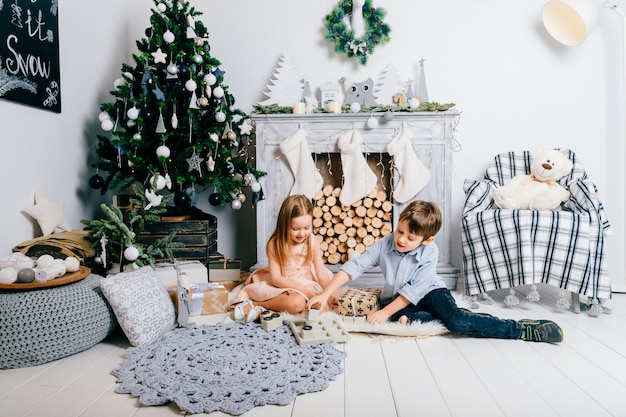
[208,257,242,281]
[337,288,382,317]
[175,278,244,323]
[154,260,208,290]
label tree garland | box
[324,0,391,65]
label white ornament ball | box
[150,174,167,190]
[367,116,379,129]
[233,172,243,182]
[243,173,256,185]
[204,73,217,86]
[156,145,171,158]
[0,253,34,270]
[193,54,203,64]
[126,119,136,129]
[0,267,18,284]
[350,102,361,113]
[210,133,219,142]
[37,254,55,268]
[157,2,167,12]
[123,246,140,262]
[101,119,114,131]
[127,106,139,120]
[185,79,197,92]
[114,78,126,89]
[215,111,226,123]
[230,199,242,210]
[237,193,246,203]
[98,111,111,122]
[213,86,224,98]
[163,30,175,44]
[166,63,179,75]
[197,96,209,107]
[133,132,142,140]
[409,98,421,109]
[383,111,394,121]
[251,182,262,192]
[63,257,81,273]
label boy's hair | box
[398,200,442,238]
[269,194,314,266]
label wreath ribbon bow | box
[349,40,367,55]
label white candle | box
[292,102,306,114]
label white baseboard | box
[612,283,626,294]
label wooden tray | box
[0,266,91,291]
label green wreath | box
[324,0,391,65]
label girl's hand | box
[307,293,329,311]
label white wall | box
[1,0,624,291]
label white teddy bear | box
[493,149,573,210]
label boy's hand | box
[366,310,391,324]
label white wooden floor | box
[2,284,626,417]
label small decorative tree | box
[81,183,184,273]
[89,0,265,212]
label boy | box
[307,200,563,343]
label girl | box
[232,194,334,324]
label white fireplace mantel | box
[251,111,461,289]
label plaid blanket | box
[461,149,612,300]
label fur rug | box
[281,311,449,338]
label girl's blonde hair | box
[268,195,314,267]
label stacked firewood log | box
[313,185,393,264]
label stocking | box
[386,122,431,203]
[279,128,323,199]
[337,129,377,206]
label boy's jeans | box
[382,288,522,339]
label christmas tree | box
[89,0,265,212]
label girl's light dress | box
[231,253,328,305]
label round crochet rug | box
[111,323,346,416]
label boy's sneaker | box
[519,319,564,343]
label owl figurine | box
[343,78,378,107]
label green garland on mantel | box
[324,0,391,65]
[253,102,456,115]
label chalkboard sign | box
[0,0,61,113]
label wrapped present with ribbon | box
[337,288,382,318]
[208,257,242,281]
[176,267,229,327]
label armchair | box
[461,149,612,315]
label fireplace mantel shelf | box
[251,111,461,289]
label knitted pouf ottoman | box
[0,274,118,369]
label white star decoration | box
[151,47,168,64]
[238,119,253,135]
[22,191,72,236]
[186,149,204,176]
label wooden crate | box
[138,218,217,262]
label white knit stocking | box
[337,129,377,206]
[386,122,431,203]
[279,128,323,199]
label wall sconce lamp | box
[542,0,626,292]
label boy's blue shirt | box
[341,233,447,305]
